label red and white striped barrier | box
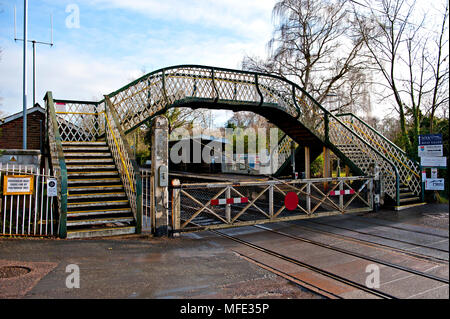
[329,189,355,196]
[210,197,249,206]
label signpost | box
[420,156,447,168]
[425,179,445,191]
[418,134,446,194]
[418,145,443,157]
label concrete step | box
[399,196,420,203]
[394,202,427,211]
[400,192,415,198]
[67,208,132,217]
[67,199,129,209]
[68,185,124,192]
[67,216,134,227]
[63,146,110,152]
[67,192,127,200]
[65,158,114,164]
[67,178,122,184]
[66,164,116,170]
[67,226,136,239]
[64,152,111,157]
[67,171,119,177]
[62,141,107,145]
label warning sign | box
[3,175,34,195]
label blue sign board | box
[418,134,442,146]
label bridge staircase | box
[46,93,142,239]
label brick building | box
[0,104,45,150]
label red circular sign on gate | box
[284,192,299,211]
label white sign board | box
[47,178,58,197]
[425,178,445,191]
[421,156,447,168]
[431,168,438,179]
[418,145,443,157]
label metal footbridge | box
[45,65,424,238]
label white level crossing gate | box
[171,176,374,233]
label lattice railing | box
[53,100,104,142]
[327,116,399,201]
[336,113,421,197]
[44,92,68,238]
[270,134,296,175]
[104,97,142,232]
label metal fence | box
[0,164,58,237]
[171,176,374,233]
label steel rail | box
[287,222,449,264]
[209,228,396,299]
[306,219,449,253]
[342,215,449,239]
[253,224,449,284]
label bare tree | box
[426,2,449,133]
[353,0,449,155]
[225,111,271,130]
[243,0,372,113]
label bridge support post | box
[323,147,331,190]
[304,146,310,179]
[151,116,169,237]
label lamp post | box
[22,0,28,149]
[15,3,53,149]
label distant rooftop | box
[0,104,45,126]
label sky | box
[0,0,276,126]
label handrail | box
[336,112,421,200]
[336,113,419,166]
[103,111,135,192]
[104,97,142,233]
[44,91,68,238]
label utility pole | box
[15,3,53,149]
[22,0,28,149]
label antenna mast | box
[14,3,53,149]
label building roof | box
[0,104,45,126]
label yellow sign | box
[3,175,34,195]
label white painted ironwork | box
[106,66,401,204]
[53,101,104,142]
[104,98,141,229]
[337,114,421,197]
[0,164,57,236]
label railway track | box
[210,228,397,299]
[178,208,449,299]
[336,215,449,239]
[304,219,449,253]
[178,195,449,263]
